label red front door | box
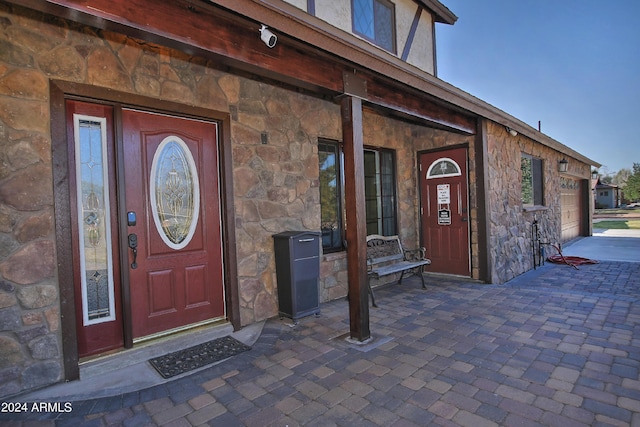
[419,148,470,276]
[68,102,225,357]
[122,109,225,339]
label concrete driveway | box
[562,228,640,263]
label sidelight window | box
[74,115,116,325]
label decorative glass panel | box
[374,0,394,52]
[74,115,116,325]
[353,0,395,53]
[426,158,462,179]
[353,0,374,38]
[150,137,200,250]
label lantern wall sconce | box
[505,126,518,137]
[558,158,568,173]
[591,169,599,180]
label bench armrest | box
[403,247,426,262]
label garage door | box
[560,177,582,242]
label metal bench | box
[366,234,431,307]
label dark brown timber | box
[341,95,370,342]
[10,0,476,134]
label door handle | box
[128,233,138,269]
[461,217,468,222]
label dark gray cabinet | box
[273,231,321,322]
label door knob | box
[128,233,138,269]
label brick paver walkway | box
[3,261,640,426]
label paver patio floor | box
[3,260,640,426]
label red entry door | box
[419,148,470,276]
[122,109,225,339]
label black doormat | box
[149,336,251,379]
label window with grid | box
[364,148,397,236]
[318,142,398,252]
[352,0,396,53]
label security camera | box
[259,25,277,48]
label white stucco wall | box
[405,8,435,74]
[283,0,308,12]
[314,0,352,33]
[281,0,435,75]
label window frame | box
[521,153,545,207]
[317,141,399,253]
[351,0,397,54]
[364,147,398,236]
[318,139,345,253]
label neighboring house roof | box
[419,0,458,24]
[596,183,619,189]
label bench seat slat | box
[370,259,431,278]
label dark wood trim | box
[8,0,599,165]
[113,105,133,349]
[50,81,80,382]
[219,114,241,331]
[341,95,370,342]
[401,6,422,61]
[581,179,592,238]
[417,0,457,24]
[9,0,475,135]
[49,80,241,374]
[474,118,491,283]
[431,12,438,78]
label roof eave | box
[229,0,598,167]
[418,0,457,24]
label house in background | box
[594,179,621,208]
[0,0,599,397]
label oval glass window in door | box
[150,136,200,249]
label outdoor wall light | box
[558,158,568,173]
[259,25,277,48]
[592,169,599,180]
[505,126,518,137]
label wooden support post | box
[341,95,371,342]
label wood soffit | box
[8,0,598,166]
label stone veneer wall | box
[484,120,589,284]
[0,3,344,396]
[0,3,471,396]
[231,82,340,324]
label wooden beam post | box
[341,95,370,342]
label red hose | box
[546,244,599,269]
